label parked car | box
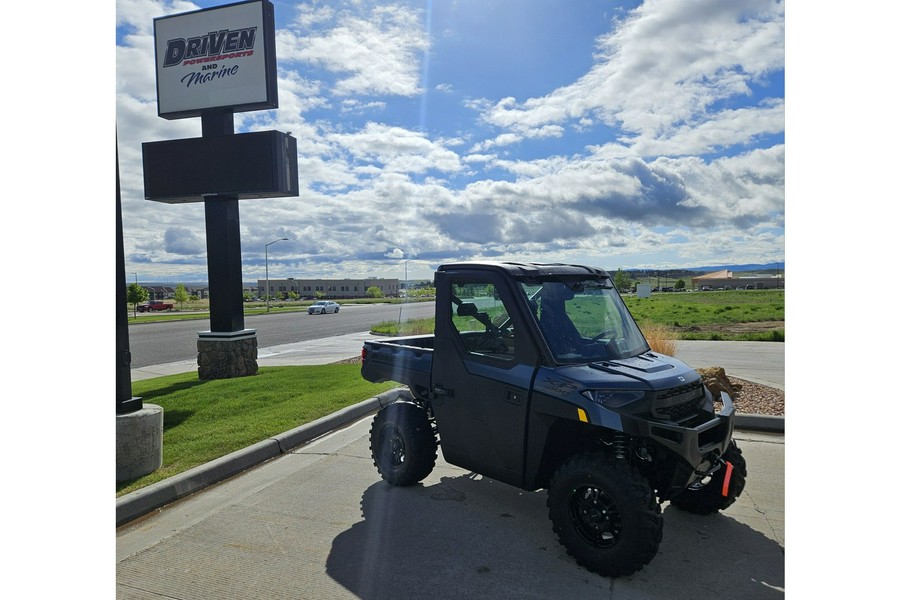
[307,300,340,314]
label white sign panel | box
[154,0,277,119]
[636,284,651,298]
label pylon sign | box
[141,0,297,351]
[153,0,278,120]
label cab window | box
[448,280,516,360]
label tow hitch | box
[690,455,734,497]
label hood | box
[534,351,701,399]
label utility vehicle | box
[361,262,746,577]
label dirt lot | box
[676,320,784,335]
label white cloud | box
[628,100,785,157]
[278,2,428,97]
[164,226,205,254]
[328,122,463,174]
[470,132,522,152]
[478,0,784,146]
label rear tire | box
[670,441,747,515]
[370,401,437,486]
[547,453,662,577]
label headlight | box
[581,389,646,408]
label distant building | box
[257,277,401,299]
[136,283,209,299]
[143,286,176,301]
[690,270,784,290]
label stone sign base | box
[197,330,258,380]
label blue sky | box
[115,0,785,282]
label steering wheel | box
[591,329,617,342]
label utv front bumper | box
[621,391,736,494]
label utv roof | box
[437,261,610,278]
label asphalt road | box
[127,301,436,369]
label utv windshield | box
[519,277,650,363]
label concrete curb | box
[116,388,783,527]
[734,413,784,433]
[116,388,409,527]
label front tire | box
[547,453,662,577]
[370,401,437,486]
[670,441,747,515]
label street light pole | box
[265,238,288,312]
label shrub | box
[641,322,678,356]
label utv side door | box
[430,272,540,487]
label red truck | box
[137,300,174,312]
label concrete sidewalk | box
[674,340,784,390]
[130,330,377,381]
[117,422,784,599]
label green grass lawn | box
[117,364,397,496]
[371,290,784,341]
[623,289,784,341]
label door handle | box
[506,389,523,405]
[433,385,454,397]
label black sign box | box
[142,130,298,203]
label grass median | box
[117,364,398,497]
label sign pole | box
[117,140,142,414]
[200,107,246,333]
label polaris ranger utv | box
[361,262,746,577]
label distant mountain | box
[691,262,784,273]
[623,262,784,277]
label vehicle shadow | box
[326,474,784,599]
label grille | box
[652,381,705,421]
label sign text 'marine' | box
[163,28,257,67]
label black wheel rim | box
[381,425,406,469]
[568,484,622,548]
